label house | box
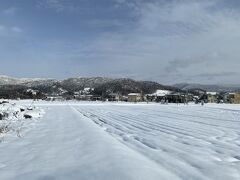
[128,93,142,102]
[154,90,172,102]
[146,90,172,102]
[75,94,93,101]
[45,96,64,101]
[91,95,102,101]
[154,90,172,96]
[207,92,218,103]
[108,93,121,101]
[121,95,128,102]
[183,93,195,103]
[223,92,240,104]
[233,93,240,104]
[228,92,240,104]
[74,87,94,96]
[165,93,185,103]
[147,90,193,104]
[224,93,235,104]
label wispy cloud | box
[164,52,224,73]
[37,0,79,13]
[2,7,17,16]
[0,7,21,37]
[11,27,22,33]
[0,25,22,37]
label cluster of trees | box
[0,85,45,99]
[92,79,178,98]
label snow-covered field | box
[0,101,240,180]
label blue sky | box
[0,0,240,85]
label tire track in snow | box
[72,104,240,180]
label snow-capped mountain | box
[0,75,53,86]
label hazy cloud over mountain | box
[0,0,239,84]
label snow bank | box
[0,101,44,140]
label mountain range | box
[0,75,239,99]
[173,83,240,92]
[0,76,177,98]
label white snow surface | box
[0,101,240,180]
[0,102,44,141]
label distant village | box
[0,76,240,104]
[25,87,240,104]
